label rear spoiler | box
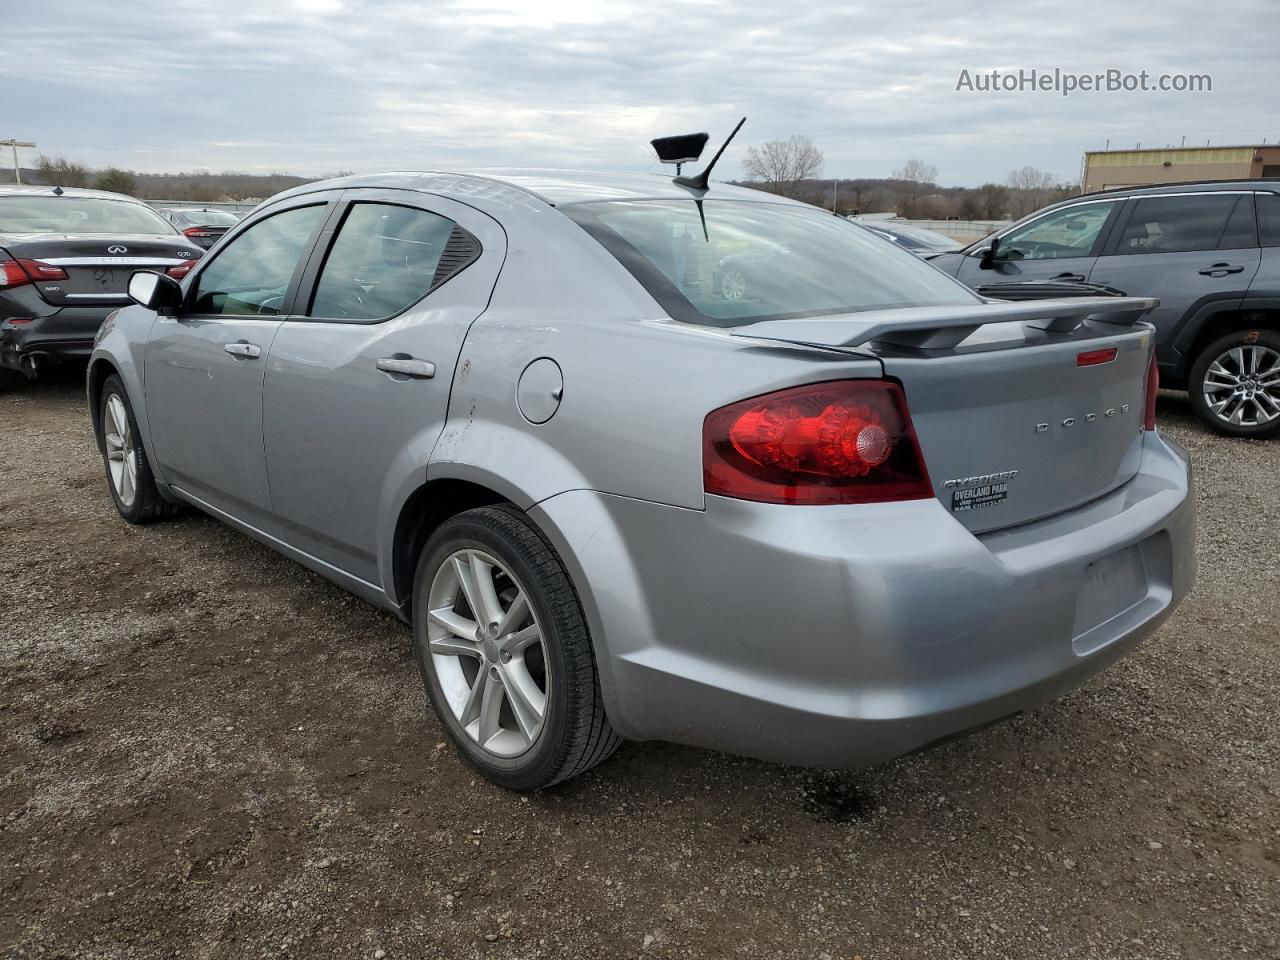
[732,296,1159,350]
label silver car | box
[88,171,1196,791]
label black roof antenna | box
[673,116,746,192]
[52,186,64,196]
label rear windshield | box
[0,196,175,236]
[564,199,976,327]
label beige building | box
[1082,144,1280,193]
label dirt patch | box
[1,370,1278,959]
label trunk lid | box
[0,233,201,307]
[733,297,1158,534]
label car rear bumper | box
[531,430,1195,768]
[0,304,113,373]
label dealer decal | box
[944,470,1017,513]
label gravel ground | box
[1,369,1277,960]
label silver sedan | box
[89,170,1195,790]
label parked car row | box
[0,186,203,388]
[80,164,1194,790]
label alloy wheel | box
[721,269,747,301]
[426,549,548,758]
[1201,344,1280,427]
[103,394,138,507]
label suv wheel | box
[1188,330,1280,439]
[412,505,620,791]
[97,374,183,523]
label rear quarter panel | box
[429,205,885,510]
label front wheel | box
[1188,330,1280,439]
[97,374,182,523]
[412,506,620,791]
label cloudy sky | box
[6,0,1279,187]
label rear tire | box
[412,505,620,791]
[97,374,182,524]
[1187,329,1280,439]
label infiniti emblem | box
[107,244,128,254]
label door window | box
[1217,195,1258,250]
[1257,193,1280,247]
[1113,194,1240,255]
[189,204,326,316]
[995,201,1117,261]
[308,203,476,321]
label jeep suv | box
[929,181,1280,438]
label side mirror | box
[128,270,183,315]
[979,235,1001,269]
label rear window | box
[0,196,175,235]
[1115,194,1242,254]
[564,199,976,327]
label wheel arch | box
[1174,303,1280,385]
[86,356,120,451]
[388,476,514,617]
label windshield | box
[0,196,175,236]
[565,199,975,327]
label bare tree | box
[36,154,90,188]
[1005,166,1058,191]
[889,159,938,218]
[94,168,137,196]
[741,135,824,198]
[1005,166,1065,217]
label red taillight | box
[166,259,200,280]
[1144,351,1159,431]
[703,380,933,505]
[0,258,69,288]
[182,227,214,238]
[1077,347,1118,367]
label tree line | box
[25,141,1078,219]
[27,155,321,202]
[740,134,1078,220]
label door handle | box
[1054,272,1087,282]
[376,356,436,379]
[223,340,262,359]
[1199,263,1245,277]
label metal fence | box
[896,219,1009,243]
[145,199,262,215]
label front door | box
[955,198,1123,290]
[261,190,505,587]
[144,200,333,529]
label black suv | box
[0,185,203,388]
[930,180,1280,438]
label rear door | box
[261,190,505,586]
[144,196,336,530]
[1089,192,1261,363]
[954,199,1123,289]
